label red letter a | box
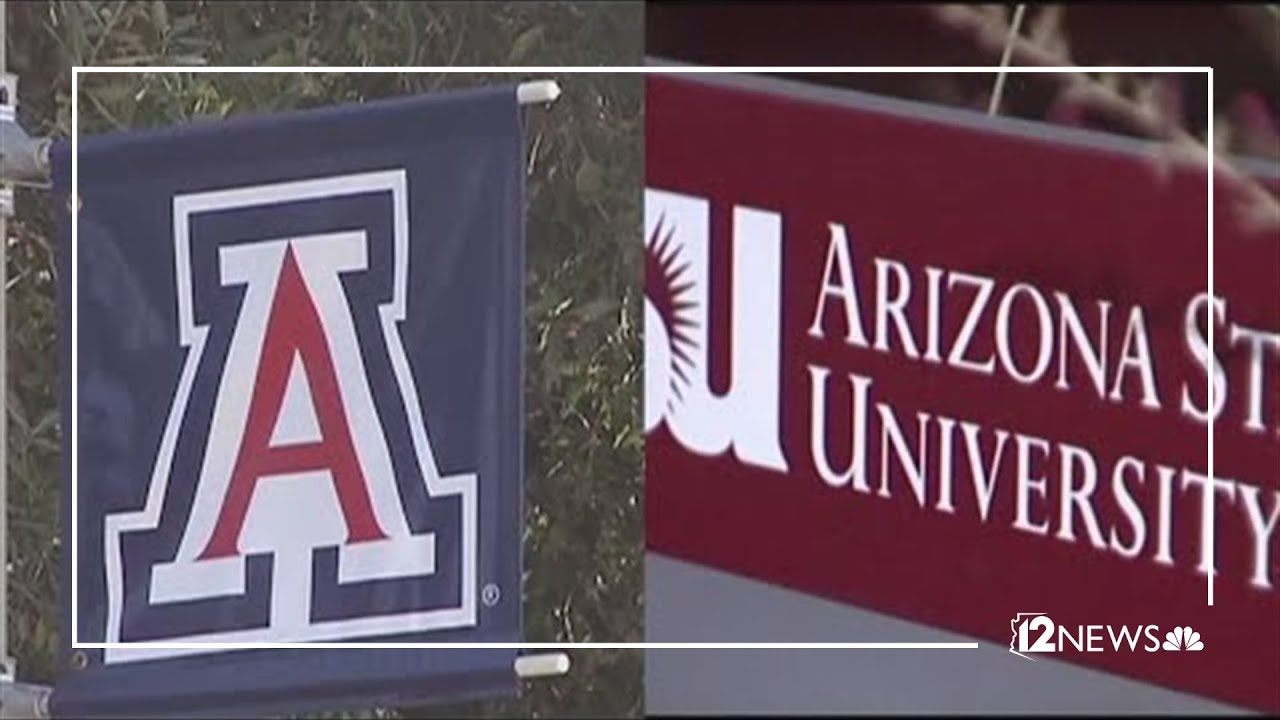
[200,247,387,560]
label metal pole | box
[0,0,13,683]
[1,9,57,716]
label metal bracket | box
[0,72,15,216]
[0,74,51,190]
[0,680,51,720]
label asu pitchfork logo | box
[101,170,477,662]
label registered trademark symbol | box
[482,583,501,606]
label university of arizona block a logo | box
[97,170,479,662]
[56,84,522,717]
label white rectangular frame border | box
[70,64,1215,651]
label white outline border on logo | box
[96,170,478,664]
[71,64,1215,652]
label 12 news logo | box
[1011,613,1204,660]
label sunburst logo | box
[645,213,699,412]
[643,188,787,472]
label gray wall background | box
[645,553,1248,716]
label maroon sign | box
[645,74,1279,712]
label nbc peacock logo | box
[1162,626,1205,652]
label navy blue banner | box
[51,84,524,718]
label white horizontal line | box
[75,642,979,650]
[71,65,1213,74]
